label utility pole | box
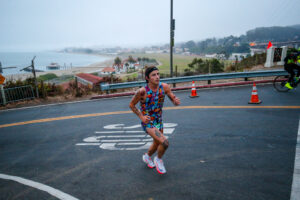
[170,0,175,78]
[0,62,2,74]
[31,56,39,98]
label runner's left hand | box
[173,97,181,106]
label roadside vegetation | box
[37,73,58,81]
[0,52,273,108]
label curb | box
[91,79,273,100]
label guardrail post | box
[0,84,6,105]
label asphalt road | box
[0,84,300,200]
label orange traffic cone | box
[249,83,262,104]
[190,81,199,98]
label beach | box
[4,58,114,81]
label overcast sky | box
[1,0,300,51]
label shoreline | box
[4,58,115,81]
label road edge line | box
[290,119,300,200]
[0,173,80,200]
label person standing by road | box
[129,66,180,174]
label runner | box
[129,66,180,174]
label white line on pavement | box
[117,142,146,145]
[290,119,300,200]
[95,131,145,134]
[0,173,80,200]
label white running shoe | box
[154,156,166,174]
[142,153,155,168]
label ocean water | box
[0,51,110,75]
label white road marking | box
[290,119,300,200]
[83,135,150,143]
[76,143,100,146]
[94,129,174,134]
[103,124,141,129]
[76,123,177,150]
[95,131,144,134]
[96,139,154,143]
[164,128,175,134]
[101,135,150,138]
[117,142,146,145]
[0,173,79,200]
[99,143,152,151]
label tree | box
[184,40,196,49]
[114,57,122,65]
[195,58,206,73]
[188,58,197,71]
[128,55,136,63]
[209,59,224,73]
[125,63,129,73]
[187,58,224,74]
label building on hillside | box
[250,48,265,56]
[205,53,226,60]
[112,59,140,74]
[112,64,124,74]
[205,54,218,59]
[228,53,250,61]
[123,58,140,70]
[75,73,104,89]
[99,67,116,76]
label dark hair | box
[145,66,158,83]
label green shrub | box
[37,73,58,81]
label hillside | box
[180,24,300,55]
[246,25,300,42]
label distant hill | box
[246,25,300,42]
[180,24,300,55]
[289,24,300,30]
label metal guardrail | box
[0,85,35,105]
[100,69,288,92]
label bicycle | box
[273,72,299,92]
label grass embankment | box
[120,72,138,82]
[37,73,58,81]
[128,53,195,74]
[125,53,232,76]
[37,73,74,84]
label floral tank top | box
[140,82,165,131]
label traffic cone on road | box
[249,83,262,104]
[190,81,199,98]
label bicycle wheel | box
[273,75,290,92]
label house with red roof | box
[100,67,116,76]
[112,60,140,74]
[75,73,104,88]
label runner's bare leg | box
[146,128,169,159]
[147,140,159,156]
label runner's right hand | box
[141,115,151,124]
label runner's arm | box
[163,83,181,106]
[129,89,143,118]
[129,89,150,123]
